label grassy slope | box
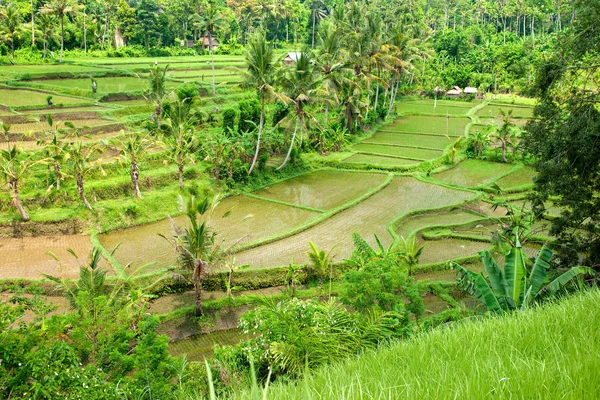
[252,289,600,400]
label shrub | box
[238,99,260,134]
[222,108,237,135]
[176,84,199,101]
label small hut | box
[282,52,302,65]
[446,86,463,98]
[464,87,478,95]
[199,35,219,51]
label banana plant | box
[452,239,594,313]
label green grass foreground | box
[238,289,600,399]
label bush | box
[238,98,260,134]
[222,108,237,135]
[177,84,199,101]
[272,101,289,126]
[214,43,244,55]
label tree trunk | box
[178,158,184,189]
[501,139,507,163]
[131,157,142,198]
[43,41,47,58]
[76,174,93,210]
[248,89,265,175]
[374,83,379,113]
[11,181,29,221]
[54,161,61,191]
[209,31,216,95]
[83,8,87,54]
[276,118,299,171]
[60,15,64,63]
[193,260,207,316]
[31,0,35,45]
[311,10,316,49]
[324,94,329,125]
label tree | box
[36,116,68,191]
[494,109,517,163]
[0,146,45,221]
[397,235,423,277]
[145,64,170,129]
[165,196,221,316]
[36,13,59,58]
[306,241,337,290]
[65,141,102,211]
[116,131,150,198]
[453,241,594,313]
[198,3,227,95]
[1,121,11,148]
[41,0,81,63]
[0,2,23,58]
[160,99,199,190]
[242,30,277,174]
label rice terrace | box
[0,0,599,399]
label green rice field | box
[396,100,473,116]
[494,166,537,190]
[362,131,454,149]
[32,76,179,94]
[386,115,469,135]
[354,143,444,160]
[0,88,89,107]
[478,104,534,119]
[433,159,515,187]
[343,153,418,166]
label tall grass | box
[231,289,600,399]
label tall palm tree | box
[276,52,321,171]
[0,3,23,58]
[0,146,46,221]
[198,3,227,95]
[309,0,327,49]
[316,23,345,125]
[36,116,68,191]
[495,109,515,163]
[116,131,150,199]
[41,0,81,63]
[242,30,277,175]
[65,141,102,211]
[145,64,170,129]
[36,13,59,58]
[160,99,199,190]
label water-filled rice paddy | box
[99,195,320,271]
[343,153,418,166]
[386,115,469,136]
[0,64,107,76]
[478,104,534,119]
[396,100,473,116]
[354,143,443,160]
[0,88,88,107]
[235,177,475,268]
[433,160,514,187]
[418,238,490,264]
[362,131,453,149]
[252,170,387,210]
[495,166,537,190]
[8,118,110,133]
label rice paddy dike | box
[0,56,546,360]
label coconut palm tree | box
[65,141,102,211]
[36,13,59,58]
[307,241,337,294]
[316,23,346,125]
[160,99,200,190]
[495,109,516,163]
[275,52,322,171]
[41,0,81,63]
[116,131,150,199]
[309,0,327,49]
[0,3,24,58]
[198,3,227,95]
[36,116,68,191]
[397,235,423,277]
[0,146,46,221]
[145,64,170,129]
[242,30,277,175]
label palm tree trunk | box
[248,89,265,175]
[131,157,142,198]
[365,79,370,119]
[209,31,216,95]
[60,14,64,63]
[276,118,299,171]
[374,83,379,113]
[43,41,47,58]
[311,9,316,49]
[54,161,61,191]
[31,0,35,44]
[11,181,29,221]
[193,260,206,316]
[502,139,507,163]
[76,174,93,210]
[324,94,329,125]
[178,157,184,189]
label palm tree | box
[41,0,81,63]
[167,196,221,316]
[116,131,150,199]
[36,13,59,58]
[36,116,68,191]
[337,74,366,132]
[316,23,345,125]
[309,0,327,49]
[0,3,23,58]
[307,241,337,294]
[65,141,102,211]
[160,100,199,190]
[242,30,277,175]
[397,236,423,276]
[145,64,170,129]
[0,146,46,221]
[1,121,11,148]
[276,52,321,171]
[495,109,515,163]
[198,3,227,95]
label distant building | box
[446,86,463,97]
[283,52,302,65]
[198,35,219,50]
[464,87,478,95]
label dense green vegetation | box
[1,0,599,398]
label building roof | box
[464,87,478,94]
[199,35,219,46]
[283,52,302,62]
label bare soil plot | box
[418,238,490,264]
[169,328,247,360]
[235,177,475,268]
[0,88,88,107]
[100,195,319,271]
[252,170,387,210]
[354,143,443,160]
[343,153,418,166]
[0,234,99,279]
[386,115,469,136]
[362,131,454,149]
[433,160,514,187]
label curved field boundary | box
[377,129,462,138]
[353,150,428,162]
[360,141,451,152]
[243,193,326,213]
